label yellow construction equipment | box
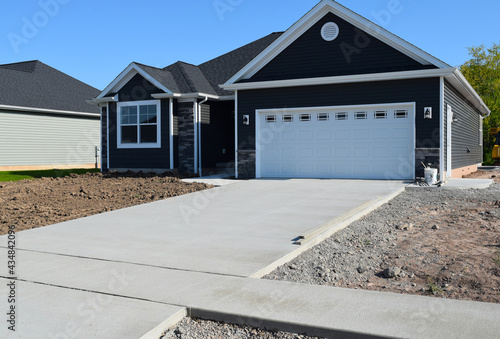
[490,127,500,160]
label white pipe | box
[198,97,209,176]
[234,90,238,179]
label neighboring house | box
[92,0,489,180]
[0,60,101,171]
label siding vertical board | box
[245,12,436,83]
[0,111,99,166]
[238,78,441,150]
[444,80,482,169]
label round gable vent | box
[321,22,339,41]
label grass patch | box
[426,277,444,295]
[0,168,100,182]
[494,252,500,266]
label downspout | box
[169,98,174,170]
[198,97,209,176]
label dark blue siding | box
[108,99,171,170]
[238,78,441,150]
[200,101,235,169]
[245,12,436,83]
[116,74,160,102]
[444,80,482,169]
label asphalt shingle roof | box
[0,60,100,114]
[199,32,284,96]
[104,32,284,98]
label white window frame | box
[117,100,161,149]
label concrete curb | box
[249,186,406,279]
[140,307,187,339]
[189,308,390,339]
[406,178,494,191]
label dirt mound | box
[0,172,211,235]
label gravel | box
[160,318,323,339]
[264,183,500,299]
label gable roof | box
[0,60,100,114]
[199,32,284,96]
[96,32,283,99]
[163,61,218,95]
[225,0,450,85]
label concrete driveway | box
[1,179,412,338]
[5,179,407,277]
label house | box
[92,0,490,181]
[0,60,101,171]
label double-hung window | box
[117,100,161,148]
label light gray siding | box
[0,110,99,167]
[443,81,483,169]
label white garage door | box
[256,103,414,179]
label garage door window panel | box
[335,112,348,120]
[395,109,409,119]
[354,112,368,120]
[299,114,312,122]
[265,115,276,123]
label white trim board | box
[116,100,162,149]
[446,104,453,178]
[439,77,445,182]
[223,68,455,91]
[97,63,172,99]
[225,0,449,85]
[221,68,490,116]
[0,104,99,118]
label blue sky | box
[1,0,498,91]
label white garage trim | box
[256,102,416,179]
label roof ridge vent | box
[0,60,38,73]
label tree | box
[460,43,500,164]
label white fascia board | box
[181,93,220,100]
[0,104,100,118]
[86,95,119,105]
[153,92,220,100]
[224,0,449,85]
[448,69,490,116]
[222,68,456,91]
[224,2,327,85]
[97,63,136,98]
[151,93,182,99]
[97,63,172,99]
[218,95,236,101]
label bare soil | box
[266,170,500,304]
[0,172,211,235]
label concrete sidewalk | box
[3,248,500,339]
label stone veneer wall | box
[177,102,195,173]
[237,151,256,178]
